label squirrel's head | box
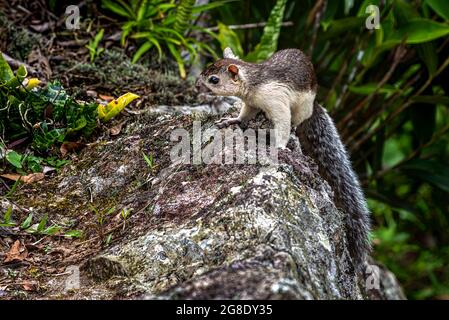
[196,48,245,97]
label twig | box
[207,21,294,32]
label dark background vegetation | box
[214,0,449,300]
[1,0,449,299]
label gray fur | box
[198,49,316,96]
[296,102,371,268]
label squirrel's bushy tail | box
[296,102,371,269]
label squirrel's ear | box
[227,64,239,77]
[223,47,239,59]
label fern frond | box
[173,0,196,36]
[245,0,287,62]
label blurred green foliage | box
[210,0,449,299]
[101,0,229,77]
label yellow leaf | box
[24,78,41,90]
[98,92,139,122]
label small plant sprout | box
[120,207,133,230]
[86,28,105,62]
[90,204,115,242]
[142,152,157,172]
[0,206,16,227]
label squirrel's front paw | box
[215,117,241,128]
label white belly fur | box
[249,82,316,127]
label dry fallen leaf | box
[109,122,124,136]
[22,280,37,291]
[4,240,28,263]
[1,173,44,184]
[0,173,21,181]
[99,94,114,102]
[21,173,45,184]
[60,141,86,157]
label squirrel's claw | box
[215,117,241,128]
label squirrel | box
[195,47,371,270]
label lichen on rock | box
[4,105,404,300]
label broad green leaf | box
[98,92,140,122]
[217,22,244,58]
[16,65,27,81]
[37,214,48,232]
[246,0,287,62]
[0,52,14,82]
[388,18,449,44]
[425,0,449,20]
[20,213,33,229]
[6,150,22,169]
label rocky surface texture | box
[1,104,405,300]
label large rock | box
[4,108,405,300]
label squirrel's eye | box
[208,76,219,84]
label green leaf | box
[37,214,48,232]
[3,206,13,224]
[6,150,22,169]
[132,41,153,63]
[64,230,82,238]
[217,22,244,58]
[388,18,449,44]
[43,225,62,235]
[245,0,287,62]
[321,17,366,38]
[0,52,14,82]
[20,213,33,229]
[136,0,148,22]
[102,0,132,18]
[192,0,234,14]
[167,43,186,79]
[425,0,449,20]
[416,42,438,76]
[401,159,449,192]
